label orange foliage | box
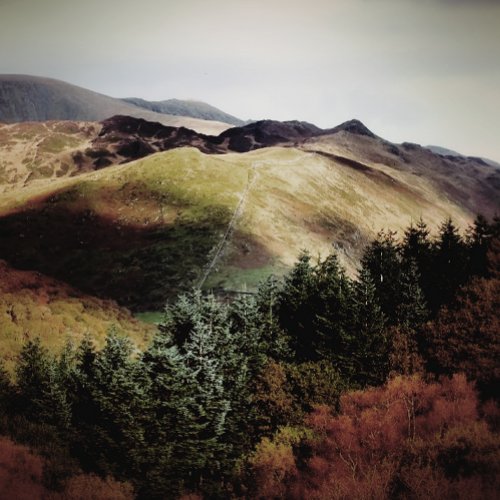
[251,375,500,499]
[425,240,500,398]
[0,435,133,500]
[60,474,134,499]
[0,435,45,500]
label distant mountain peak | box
[327,119,376,138]
[121,96,244,126]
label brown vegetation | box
[0,436,133,499]
[250,375,500,499]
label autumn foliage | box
[0,436,133,499]
[251,375,500,499]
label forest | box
[0,215,499,499]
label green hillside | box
[0,260,154,372]
[0,146,476,311]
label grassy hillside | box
[0,260,154,371]
[0,120,100,187]
[0,145,481,312]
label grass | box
[0,260,155,371]
[134,311,164,325]
[0,145,477,314]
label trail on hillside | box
[197,162,261,289]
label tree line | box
[0,215,498,498]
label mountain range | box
[0,75,233,134]
[0,74,499,339]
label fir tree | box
[141,333,201,497]
[431,218,468,310]
[312,253,353,365]
[351,267,389,385]
[255,275,291,361]
[360,230,402,324]
[277,251,319,360]
[401,218,433,305]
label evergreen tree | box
[277,251,319,360]
[0,360,14,412]
[400,218,433,305]
[396,258,428,328]
[71,331,147,479]
[157,290,254,494]
[16,337,72,429]
[388,259,428,376]
[467,214,495,278]
[431,218,467,310]
[312,253,353,365]
[141,333,201,498]
[351,268,389,385]
[182,318,231,489]
[360,230,402,324]
[16,338,51,419]
[255,275,291,361]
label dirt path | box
[197,162,261,289]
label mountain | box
[1,115,498,311]
[3,114,498,219]
[0,115,387,189]
[426,144,500,168]
[122,97,245,126]
[0,75,231,134]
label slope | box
[0,75,231,135]
[0,260,154,371]
[122,97,245,126]
[0,144,492,312]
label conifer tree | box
[16,338,51,419]
[351,267,389,385]
[401,218,433,304]
[278,252,319,360]
[312,253,353,364]
[467,214,495,278]
[396,258,428,327]
[182,318,231,489]
[431,218,467,310]
[255,275,291,361]
[141,333,201,497]
[360,230,402,324]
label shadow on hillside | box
[0,199,272,311]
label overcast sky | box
[1,0,499,160]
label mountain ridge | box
[121,96,245,126]
[0,74,232,134]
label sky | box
[1,0,499,160]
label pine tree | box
[255,275,291,361]
[0,360,14,411]
[360,230,402,324]
[72,330,148,479]
[396,258,428,328]
[389,259,428,376]
[278,251,319,360]
[183,319,231,489]
[431,218,467,310]
[351,268,389,385]
[467,214,495,278]
[141,333,201,497]
[401,218,433,305]
[16,338,50,419]
[312,253,353,365]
